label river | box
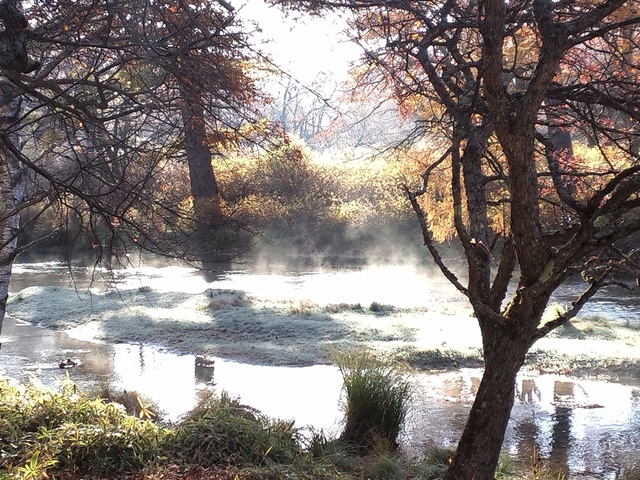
[2,259,640,479]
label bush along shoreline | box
[2,354,638,480]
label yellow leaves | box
[334,199,376,228]
[214,142,424,229]
[610,1,640,22]
[502,25,540,71]
[573,143,630,173]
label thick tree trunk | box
[0,123,23,336]
[444,331,531,480]
[0,2,33,336]
[180,98,224,233]
[444,285,553,480]
[0,109,25,333]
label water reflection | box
[0,316,345,427]
[550,381,574,475]
[518,378,541,403]
[513,379,542,469]
[194,356,216,385]
[507,375,640,477]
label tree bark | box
[460,124,493,300]
[444,325,532,480]
[0,0,36,340]
[180,97,224,234]
[0,85,24,336]
[445,306,546,480]
[0,151,20,335]
[444,280,554,480]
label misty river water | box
[3,259,640,479]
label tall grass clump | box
[169,391,300,468]
[334,350,413,452]
[0,376,168,478]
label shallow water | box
[3,260,640,478]
[10,259,640,321]
[1,316,344,428]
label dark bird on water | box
[58,358,78,369]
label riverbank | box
[6,278,640,380]
[5,267,640,479]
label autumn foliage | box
[215,134,422,253]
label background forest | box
[8,0,432,262]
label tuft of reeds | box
[333,349,412,452]
[526,447,568,480]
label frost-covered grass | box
[6,284,480,366]
[7,280,640,372]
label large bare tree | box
[272,0,640,477]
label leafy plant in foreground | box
[169,391,300,468]
[0,377,168,477]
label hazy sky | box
[239,0,362,85]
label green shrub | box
[334,350,412,452]
[367,453,403,480]
[170,391,300,467]
[51,414,166,474]
[415,446,454,479]
[0,376,168,478]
